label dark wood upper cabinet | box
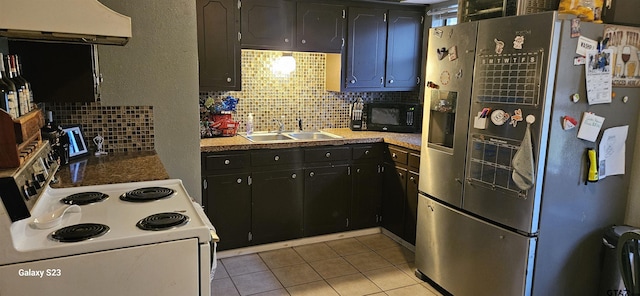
[196,0,241,91]
[345,7,388,90]
[385,9,423,90]
[296,2,345,53]
[241,0,295,50]
[8,41,99,103]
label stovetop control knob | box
[24,183,38,199]
[34,172,46,183]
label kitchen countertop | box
[51,151,170,188]
[200,128,422,152]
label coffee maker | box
[40,112,69,165]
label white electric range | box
[0,143,216,296]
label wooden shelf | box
[0,109,44,168]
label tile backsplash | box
[46,100,154,153]
[200,50,420,135]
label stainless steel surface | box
[416,12,640,296]
[240,131,343,142]
[415,194,535,296]
[420,21,478,208]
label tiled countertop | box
[200,128,422,152]
[51,151,170,188]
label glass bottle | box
[7,54,30,115]
[0,53,19,118]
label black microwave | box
[360,103,422,133]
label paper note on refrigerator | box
[577,112,605,142]
[598,125,628,179]
[584,49,613,105]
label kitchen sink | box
[241,131,342,142]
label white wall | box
[97,0,202,202]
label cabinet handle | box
[399,172,404,178]
[301,39,306,44]
[410,176,416,183]
[236,178,242,184]
[325,152,331,158]
[364,150,370,155]
[224,159,231,165]
[309,172,315,177]
[292,173,297,179]
[380,77,384,85]
[274,155,280,161]
[392,153,397,159]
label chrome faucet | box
[273,116,285,133]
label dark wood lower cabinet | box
[251,169,303,245]
[382,165,407,237]
[303,165,351,236]
[351,162,383,229]
[205,174,251,251]
[405,171,419,244]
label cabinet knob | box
[274,155,280,161]
[364,150,370,155]
[301,39,306,44]
[392,153,397,158]
[350,79,356,84]
[325,152,331,158]
[284,38,289,43]
[309,172,315,177]
[399,172,404,178]
[388,79,394,84]
[292,173,297,179]
[236,178,242,184]
[356,168,361,173]
[226,77,232,83]
[410,176,416,183]
[224,159,231,165]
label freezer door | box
[420,22,478,207]
[415,194,536,296]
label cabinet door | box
[205,174,251,250]
[296,2,345,53]
[351,163,383,230]
[196,0,241,90]
[382,164,406,238]
[251,169,303,245]
[304,165,351,236]
[241,0,295,50]
[405,171,419,244]
[344,7,387,90]
[385,9,423,90]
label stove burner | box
[136,212,190,231]
[50,223,109,243]
[120,187,175,202]
[60,192,109,205]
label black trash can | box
[599,225,639,296]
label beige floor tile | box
[260,248,306,269]
[222,254,268,276]
[213,260,229,280]
[374,245,415,265]
[308,257,359,279]
[364,266,417,291]
[326,238,371,256]
[366,293,388,296]
[393,262,420,283]
[294,243,340,262]
[355,234,400,251]
[232,270,283,296]
[326,273,382,296]
[344,251,393,273]
[421,282,445,296]
[211,277,240,296]
[252,288,291,296]
[272,263,323,287]
[287,280,340,296]
[386,283,437,296]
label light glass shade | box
[271,53,296,76]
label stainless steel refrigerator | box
[416,12,640,296]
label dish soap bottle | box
[246,113,254,135]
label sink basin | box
[241,131,342,142]
[287,131,343,140]
[243,133,295,142]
